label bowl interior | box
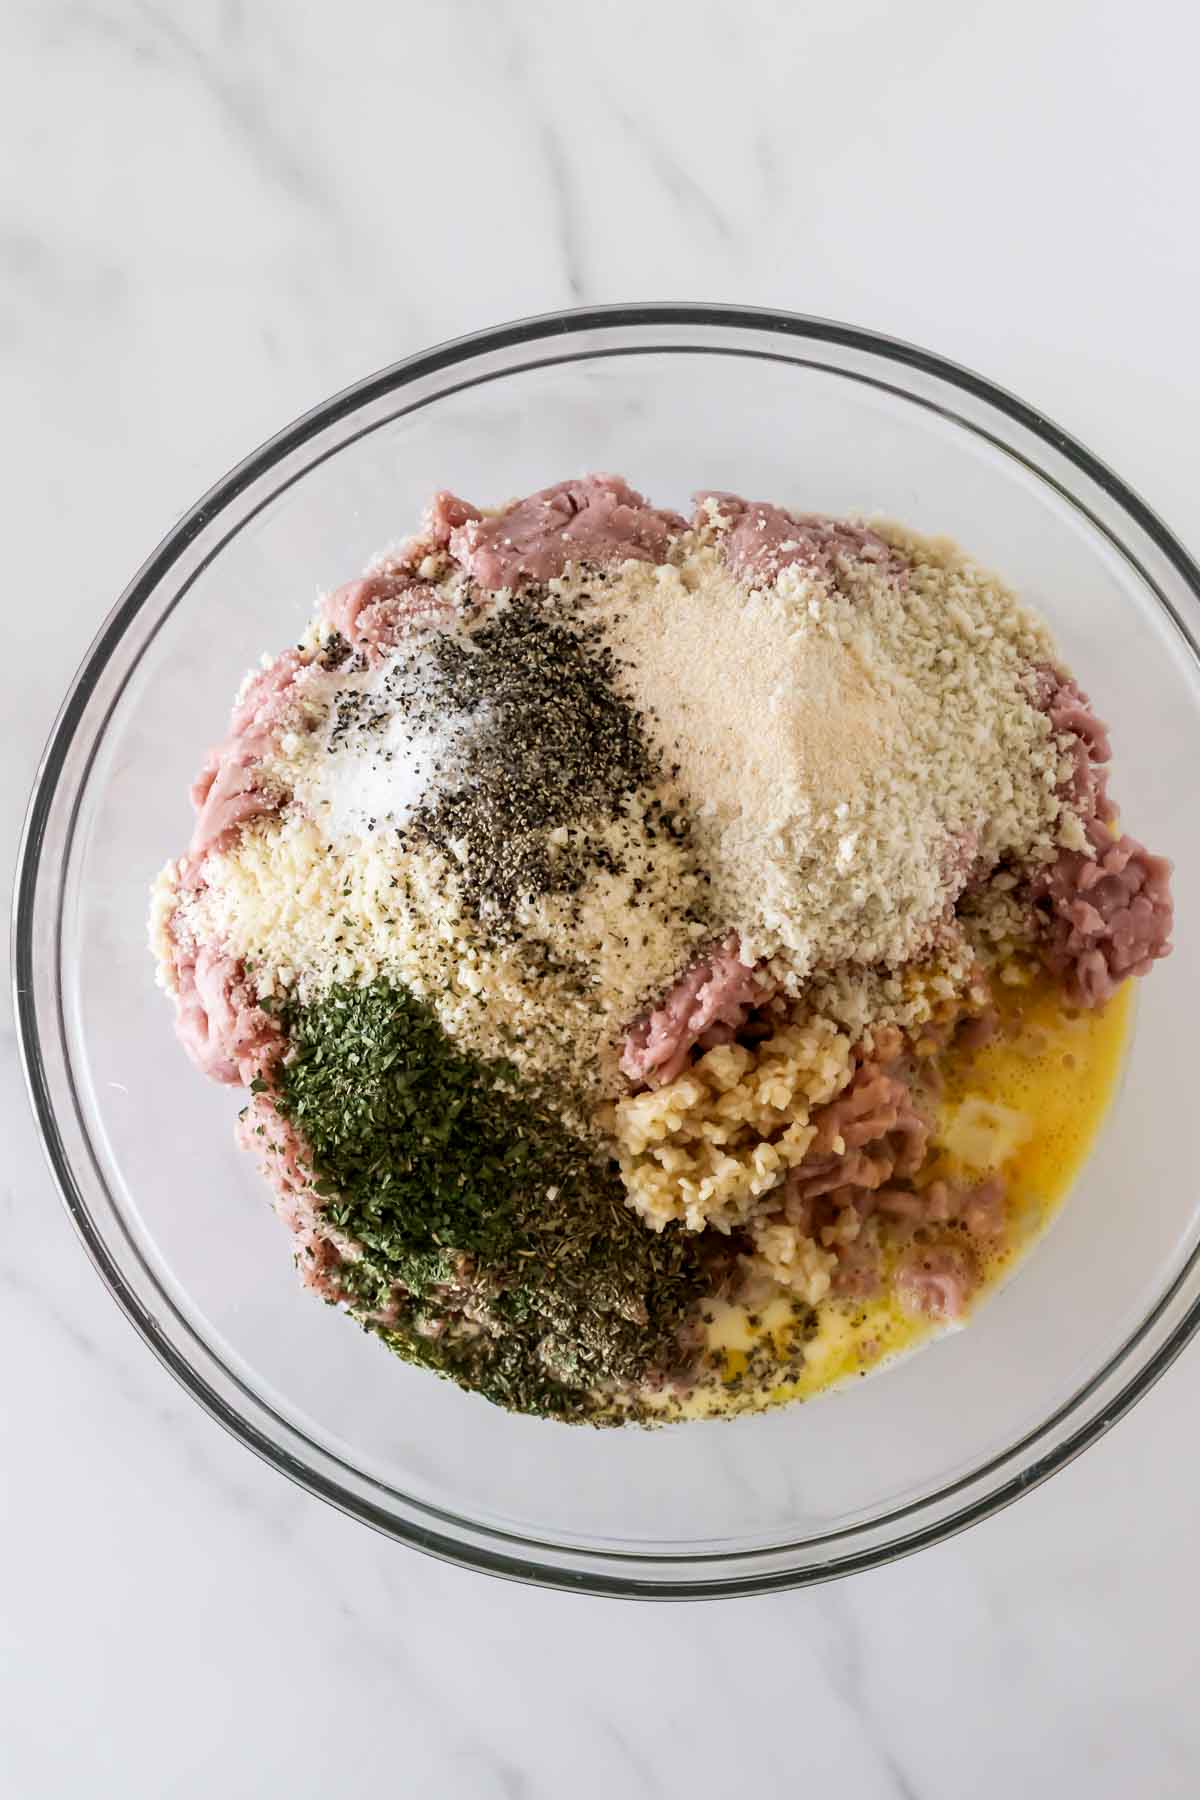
[29,315,1200,1587]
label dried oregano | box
[271,980,719,1420]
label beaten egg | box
[668,977,1132,1419]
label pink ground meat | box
[237,1091,350,1303]
[1035,820,1174,1005]
[170,938,284,1087]
[1030,664,1173,1005]
[448,474,686,590]
[321,573,455,660]
[619,939,776,1087]
[771,1056,1000,1313]
[875,1175,1005,1241]
[320,490,480,659]
[785,1060,929,1208]
[697,492,907,588]
[424,489,485,548]
[1028,663,1115,823]
[894,1246,977,1321]
[189,645,310,857]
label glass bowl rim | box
[14,301,1200,1599]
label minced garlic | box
[608,1017,853,1233]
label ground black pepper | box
[318,593,680,924]
[407,598,665,917]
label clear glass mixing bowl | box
[15,305,1200,1597]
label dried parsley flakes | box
[272,980,718,1421]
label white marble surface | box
[4,2,1200,1794]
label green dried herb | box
[272,980,718,1421]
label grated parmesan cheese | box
[169,798,709,1111]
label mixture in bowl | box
[149,476,1174,1423]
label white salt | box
[288,650,476,843]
